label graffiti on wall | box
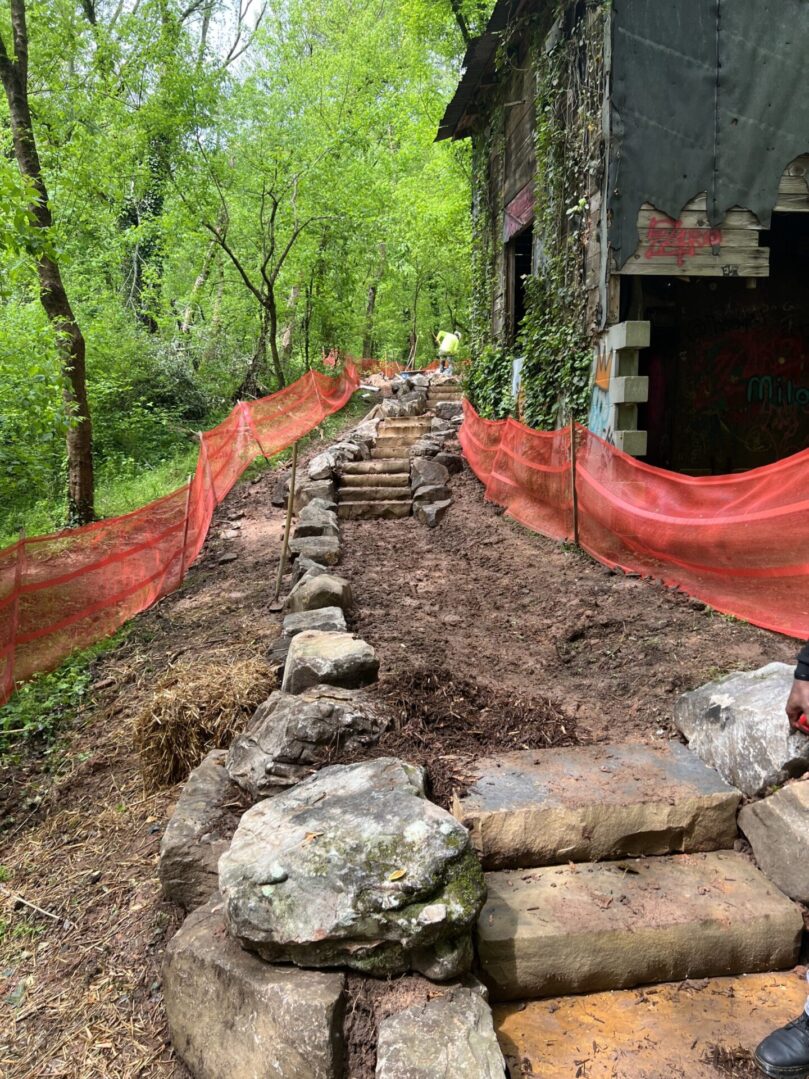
[645,216,723,268]
[676,327,809,468]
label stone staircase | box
[452,742,805,1076]
[427,378,464,412]
[336,416,431,521]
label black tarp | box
[610,0,809,266]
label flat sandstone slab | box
[739,781,809,903]
[453,742,740,869]
[478,851,802,1001]
[494,971,809,1079]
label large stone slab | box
[219,758,486,978]
[376,987,506,1079]
[159,751,248,912]
[288,535,341,566]
[282,606,347,638]
[477,851,802,1002]
[226,686,383,798]
[675,663,809,796]
[453,743,740,870]
[285,573,353,614]
[164,895,345,1079]
[338,500,412,521]
[294,479,336,514]
[739,781,809,903]
[281,630,378,693]
[494,972,809,1079]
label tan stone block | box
[453,743,740,870]
[740,781,809,903]
[478,851,802,1002]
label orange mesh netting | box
[0,362,360,705]
[460,400,809,639]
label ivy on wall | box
[466,1,607,427]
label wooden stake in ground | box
[271,441,299,608]
[569,414,580,548]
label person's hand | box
[786,679,809,731]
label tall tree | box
[0,0,94,523]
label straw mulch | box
[134,655,275,791]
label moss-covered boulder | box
[218,758,486,978]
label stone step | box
[372,445,415,459]
[477,851,802,1002]
[338,486,411,502]
[339,472,410,489]
[379,417,432,428]
[376,429,427,441]
[452,742,741,870]
[494,972,809,1079]
[337,500,413,520]
[340,459,410,475]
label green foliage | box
[465,344,513,419]
[0,634,121,757]
[0,0,479,542]
[466,4,605,429]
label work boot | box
[755,1012,809,1078]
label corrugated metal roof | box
[436,0,543,142]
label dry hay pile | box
[336,664,577,807]
[134,655,274,790]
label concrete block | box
[477,851,802,1002]
[452,743,740,870]
[606,320,651,352]
[614,429,648,456]
[611,376,650,404]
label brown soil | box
[335,664,576,808]
[1,420,799,1076]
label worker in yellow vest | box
[436,330,460,374]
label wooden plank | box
[619,246,770,277]
[637,205,762,231]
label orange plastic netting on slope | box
[0,362,360,705]
[459,400,809,640]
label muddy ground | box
[0,414,798,1077]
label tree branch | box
[449,0,471,47]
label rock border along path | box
[158,371,805,1078]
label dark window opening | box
[508,225,533,346]
[640,213,809,473]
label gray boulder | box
[285,573,353,614]
[739,782,809,903]
[226,686,384,799]
[283,607,347,638]
[675,663,809,796]
[219,758,486,978]
[351,418,381,448]
[415,500,451,529]
[435,452,463,475]
[288,535,341,566]
[294,480,336,514]
[434,401,462,421]
[281,630,378,693]
[164,895,345,1079]
[413,484,451,505]
[290,557,329,586]
[159,751,248,912]
[293,506,339,540]
[376,987,506,1079]
[411,458,450,493]
[308,451,336,482]
[330,440,367,463]
[409,439,441,459]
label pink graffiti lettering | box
[645,217,722,267]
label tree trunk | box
[280,285,300,366]
[362,242,386,358]
[449,0,471,46]
[181,236,217,334]
[0,2,94,523]
[266,287,286,389]
[237,313,269,400]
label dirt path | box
[0,424,798,1077]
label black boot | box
[756,1012,809,1078]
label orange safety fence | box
[0,361,360,706]
[460,400,809,640]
